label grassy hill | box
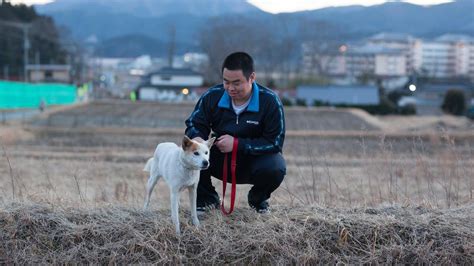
[1,203,472,264]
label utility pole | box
[3,65,9,80]
[23,24,30,82]
[0,20,31,82]
[167,24,176,68]
[35,51,40,67]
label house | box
[296,85,380,106]
[136,67,204,102]
[26,64,72,83]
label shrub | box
[387,90,408,106]
[399,104,417,115]
[280,97,293,106]
[313,100,329,107]
[295,98,307,107]
[466,106,474,119]
[376,97,397,115]
[441,89,466,116]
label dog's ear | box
[182,135,193,150]
[206,137,216,148]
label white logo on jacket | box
[143,136,216,235]
[246,120,259,125]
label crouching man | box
[185,51,286,214]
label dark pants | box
[197,146,286,207]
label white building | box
[420,35,474,78]
[346,44,407,77]
[367,33,419,72]
[26,64,72,83]
[366,33,474,79]
[137,67,203,102]
[303,33,474,81]
[303,44,407,78]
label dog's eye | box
[194,152,199,156]
[205,151,208,155]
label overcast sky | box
[10,0,454,13]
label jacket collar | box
[218,82,259,112]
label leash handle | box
[221,137,238,215]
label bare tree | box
[199,16,297,86]
[167,24,176,67]
[299,19,344,78]
[199,17,258,83]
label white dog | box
[143,135,215,235]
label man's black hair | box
[221,52,254,80]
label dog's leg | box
[143,173,160,210]
[170,189,181,235]
[188,184,200,226]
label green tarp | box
[0,81,76,108]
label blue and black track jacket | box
[185,82,285,156]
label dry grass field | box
[0,101,473,264]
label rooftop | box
[25,64,71,71]
[368,32,416,43]
[147,67,201,77]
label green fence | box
[0,81,77,109]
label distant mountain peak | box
[34,0,473,57]
[36,0,263,17]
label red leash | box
[221,137,238,215]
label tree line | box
[198,15,347,86]
[0,2,67,80]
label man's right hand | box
[215,134,235,153]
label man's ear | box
[206,137,216,148]
[182,135,193,150]
[249,72,256,83]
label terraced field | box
[1,101,473,264]
[2,101,473,208]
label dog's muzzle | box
[201,160,209,170]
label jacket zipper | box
[236,114,239,124]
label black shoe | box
[196,200,220,214]
[249,200,270,214]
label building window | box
[160,75,171,81]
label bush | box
[466,106,474,119]
[351,98,396,115]
[399,104,417,115]
[280,97,293,106]
[387,90,408,106]
[375,97,397,115]
[441,89,466,116]
[313,100,329,107]
[309,97,397,115]
[295,98,307,107]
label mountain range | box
[35,0,474,57]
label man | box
[185,52,286,214]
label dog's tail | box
[143,157,154,172]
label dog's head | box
[181,135,216,170]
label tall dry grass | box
[281,131,473,209]
[0,202,472,264]
[0,113,473,263]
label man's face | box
[223,68,255,103]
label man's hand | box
[215,134,235,153]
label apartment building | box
[421,35,473,78]
[303,33,474,81]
